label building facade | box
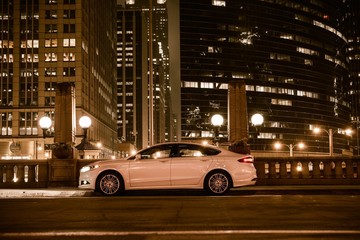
[344,0,360,155]
[180,0,353,155]
[116,0,180,150]
[0,0,118,159]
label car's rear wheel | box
[96,171,123,196]
[204,170,232,195]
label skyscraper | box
[117,0,180,149]
[344,0,360,155]
[0,0,118,159]
[180,0,353,155]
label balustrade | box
[255,157,360,185]
[0,157,359,188]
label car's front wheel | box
[204,170,232,195]
[96,171,124,196]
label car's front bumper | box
[78,172,96,190]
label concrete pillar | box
[54,82,76,145]
[228,80,248,142]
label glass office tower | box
[180,0,352,155]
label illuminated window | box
[212,0,226,7]
[21,40,39,48]
[183,81,198,88]
[45,39,57,48]
[304,59,313,65]
[200,82,214,89]
[297,47,319,56]
[19,112,38,136]
[21,54,39,63]
[63,53,75,61]
[270,53,290,61]
[218,83,228,89]
[45,0,57,4]
[271,99,292,106]
[0,40,13,48]
[246,85,255,91]
[45,53,57,62]
[0,112,12,136]
[63,38,76,47]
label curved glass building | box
[180,0,352,155]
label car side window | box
[139,145,172,159]
[178,145,205,157]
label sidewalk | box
[1,185,360,198]
[0,188,94,198]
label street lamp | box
[39,116,52,138]
[211,114,224,146]
[79,116,92,140]
[251,113,264,126]
[251,113,264,136]
[38,116,52,160]
[274,141,305,157]
[313,127,352,156]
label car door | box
[129,144,172,187]
[170,144,213,186]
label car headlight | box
[80,164,99,173]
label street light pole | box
[289,143,293,157]
[274,142,305,157]
[211,114,224,146]
[313,127,334,156]
[329,128,333,156]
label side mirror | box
[135,154,141,160]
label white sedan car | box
[79,142,257,196]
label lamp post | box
[274,141,305,157]
[251,113,264,136]
[313,127,352,156]
[39,116,52,138]
[76,115,101,159]
[313,127,333,156]
[211,114,224,146]
[38,116,52,159]
[79,116,92,141]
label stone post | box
[48,82,77,187]
[54,82,76,146]
[228,80,248,142]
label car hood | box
[89,158,128,166]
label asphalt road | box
[0,192,360,240]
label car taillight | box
[238,156,254,163]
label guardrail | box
[0,157,359,188]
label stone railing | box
[0,160,49,188]
[254,156,360,185]
[0,157,359,188]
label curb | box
[0,188,93,198]
[1,185,359,198]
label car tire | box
[204,170,232,195]
[96,171,124,196]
